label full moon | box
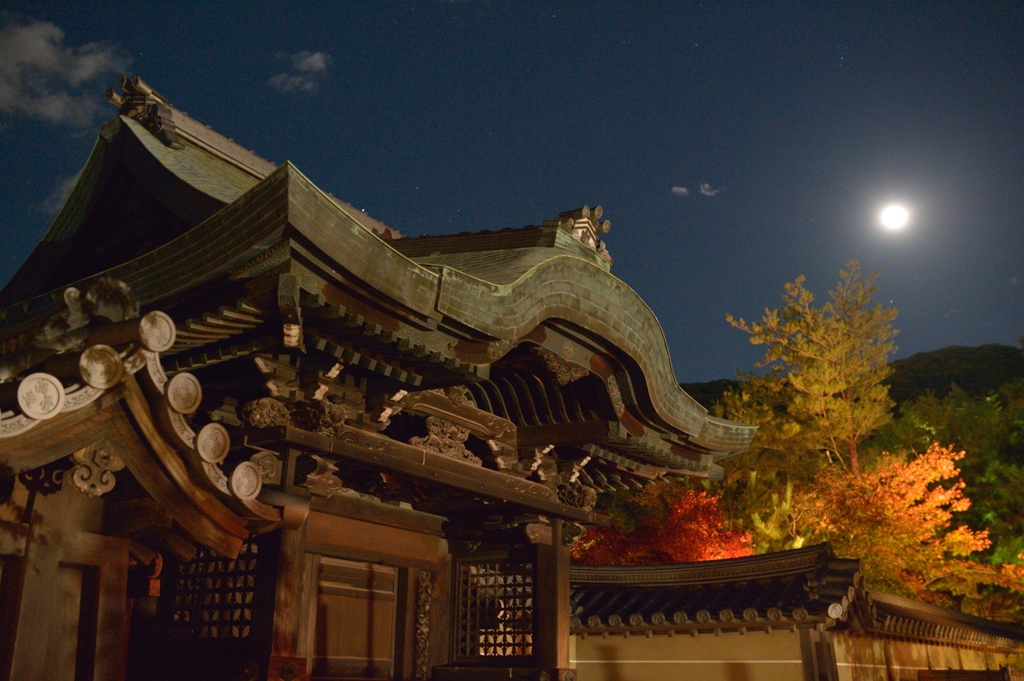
[879,204,910,230]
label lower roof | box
[568,544,1024,652]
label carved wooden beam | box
[119,375,249,555]
[399,388,516,447]
[245,425,610,526]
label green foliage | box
[704,261,1024,616]
[749,476,808,553]
[869,379,1024,567]
[711,262,899,553]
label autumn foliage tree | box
[571,482,753,565]
[870,380,1024,567]
[726,261,898,474]
[790,442,1024,612]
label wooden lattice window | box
[454,559,534,659]
[170,541,258,639]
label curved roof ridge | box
[867,590,1024,639]
[570,543,835,585]
[432,256,754,448]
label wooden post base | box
[267,656,308,681]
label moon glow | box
[880,204,910,230]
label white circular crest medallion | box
[17,373,66,420]
[230,461,262,500]
[139,311,177,352]
[195,423,230,464]
[166,372,202,414]
[79,345,124,389]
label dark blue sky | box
[1,2,1021,381]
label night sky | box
[1,3,1021,381]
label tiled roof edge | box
[570,543,834,586]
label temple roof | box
[0,75,755,490]
[569,544,1024,652]
[0,77,395,306]
[391,214,614,283]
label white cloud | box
[268,50,331,93]
[700,182,720,197]
[671,186,689,196]
[291,51,329,73]
[40,171,80,214]
[0,19,128,127]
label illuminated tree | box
[795,442,1019,605]
[726,261,898,474]
[571,482,753,565]
[870,381,1024,567]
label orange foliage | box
[797,442,1024,605]
[571,483,754,565]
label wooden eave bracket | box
[278,273,305,352]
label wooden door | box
[308,558,398,680]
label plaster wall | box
[571,629,803,681]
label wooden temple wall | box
[0,471,458,681]
[571,628,1016,681]
[135,498,450,681]
[266,499,450,681]
[0,477,128,681]
[831,632,1011,681]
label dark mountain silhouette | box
[681,344,1024,410]
[883,344,1024,404]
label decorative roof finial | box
[541,205,612,263]
[107,74,183,149]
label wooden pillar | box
[268,526,309,681]
[427,553,452,676]
[534,519,572,680]
[0,522,61,681]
